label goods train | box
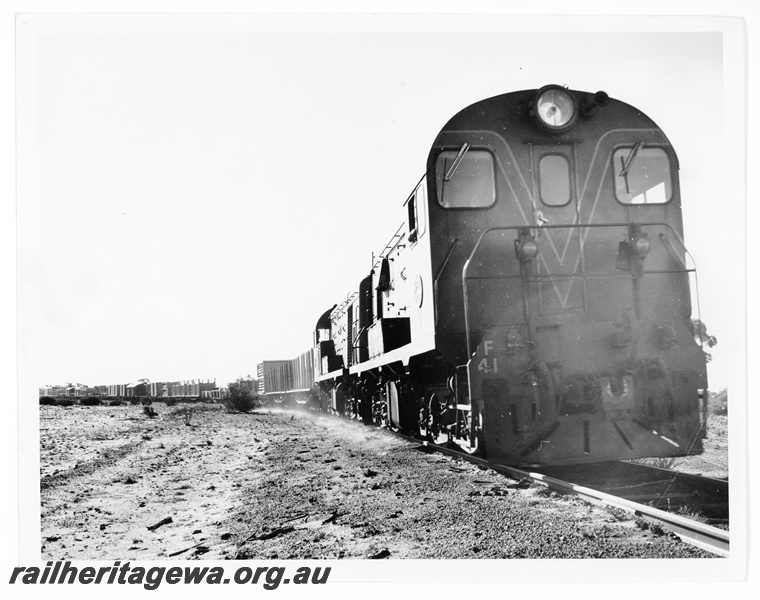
[103,380,219,401]
[258,84,709,466]
[42,379,236,403]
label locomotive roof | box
[432,86,666,144]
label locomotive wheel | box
[425,393,445,442]
[372,399,387,428]
[334,383,348,415]
[360,395,373,425]
[348,397,359,420]
[466,411,485,457]
[355,380,375,425]
[418,406,432,440]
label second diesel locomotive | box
[259,84,709,467]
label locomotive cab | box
[425,85,707,464]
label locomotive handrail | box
[434,236,460,326]
[461,222,695,359]
[463,269,694,281]
[332,291,359,318]
[462,222,694,279]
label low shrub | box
[649,456,682,470]
[109,399,124,406]
[676,505,708,523]
[164,398,177,407]
[81,396,102,406]
[629,456,682,470]
[224,386,256,413]
[710,388,728,416]
[39,396,56,406]
[55,398,74,407]
[181,406,194,426]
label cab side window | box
[407,192,418,243]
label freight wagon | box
[257,353,314,405]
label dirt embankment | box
[40,404,716,560]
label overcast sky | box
[15,14,742,396]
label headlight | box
[533,85,577,132]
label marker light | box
[515,235,539,262]
[630,234,651,257]
[533,85,577,132]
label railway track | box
[394,432,730,557]
[536,462,728,525]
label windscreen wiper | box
[444,143,471,181]
[619,141,643,194]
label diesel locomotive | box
[259,85,709,466]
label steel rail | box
[403,435,729,557]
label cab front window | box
[613,145,672,204]
[435,148,496,208]
[539,154,571,206]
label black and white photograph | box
[3,1,757,597]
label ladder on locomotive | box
[372,223,406,269]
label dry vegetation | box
[672,389,729,479]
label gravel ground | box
[40,403,718,560]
